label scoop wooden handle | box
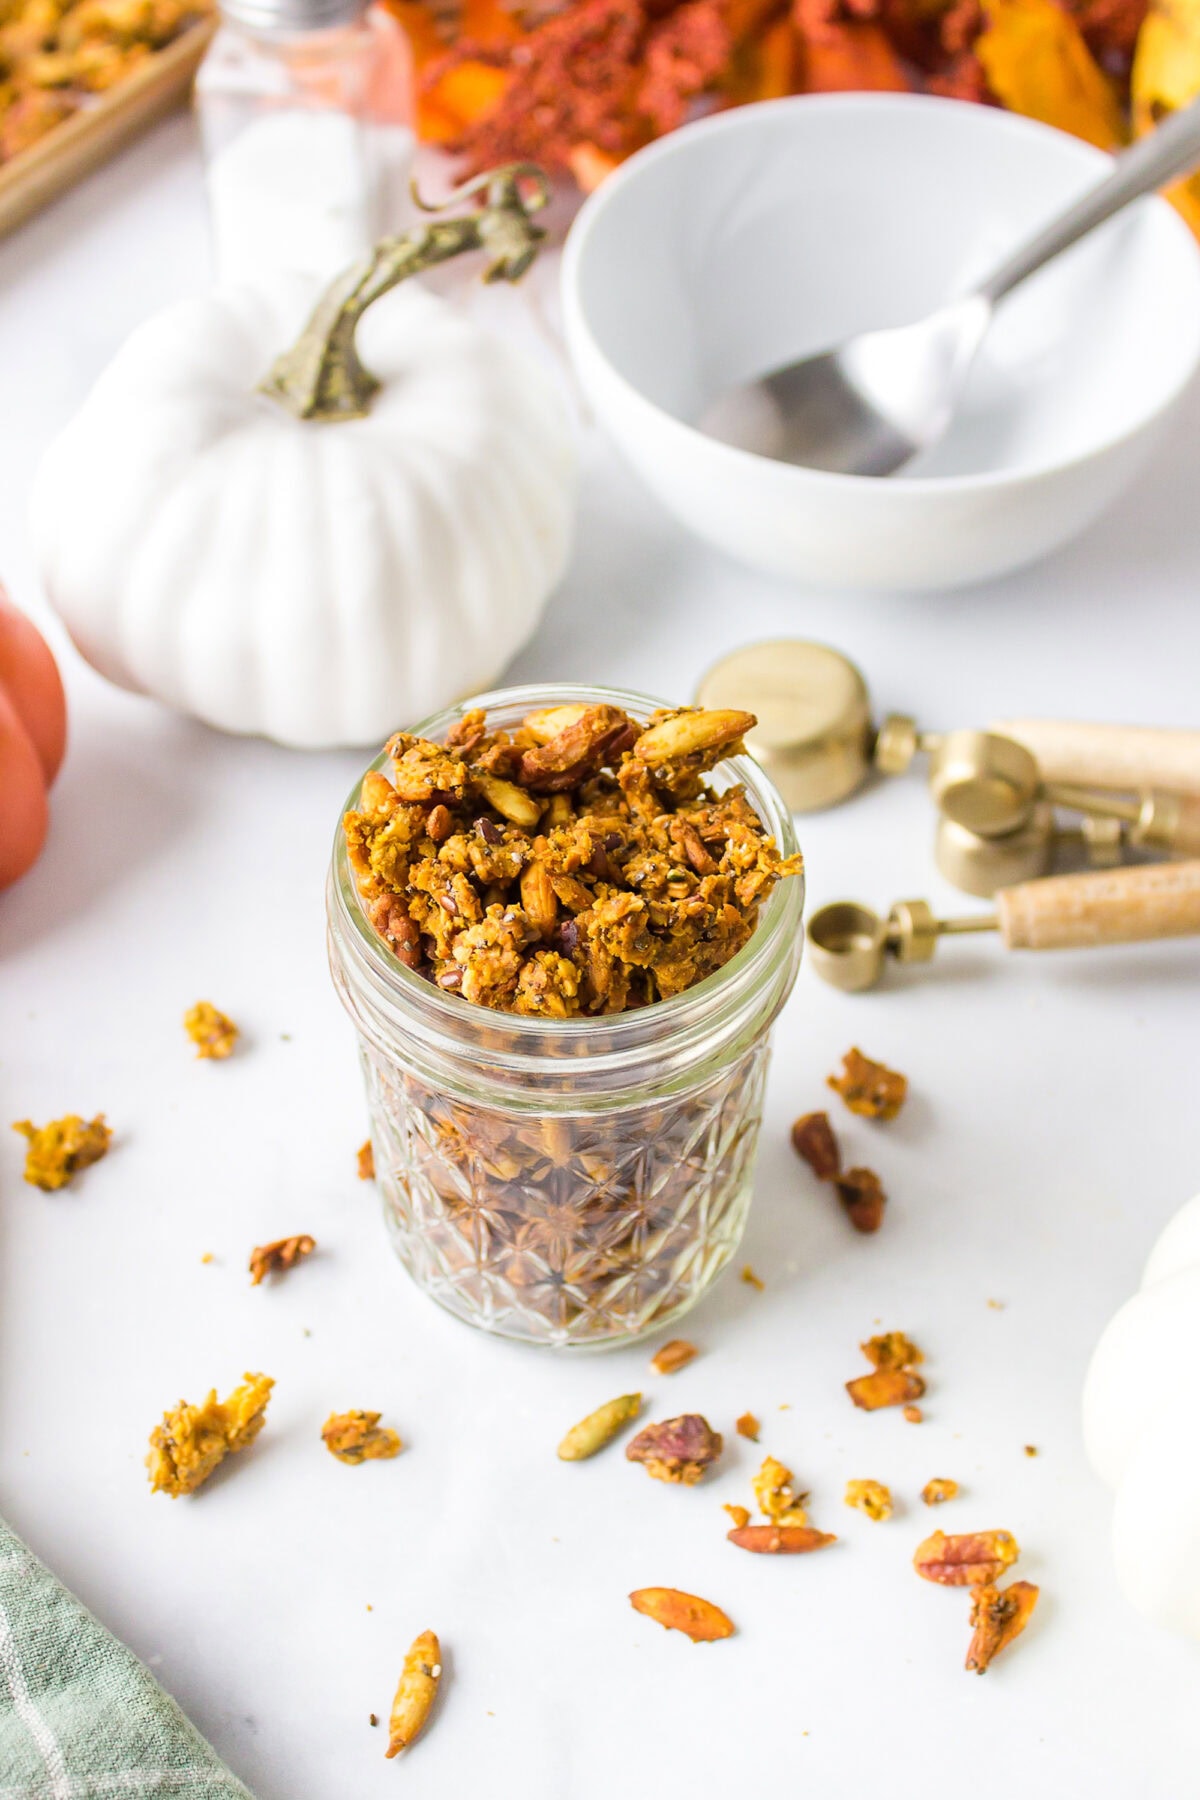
[1152,792,1200,857]
[998,860,1200,951]
[993,720,1200,797]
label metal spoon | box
[699,99,1200,475]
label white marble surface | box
[2,113,1200,1800]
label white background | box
[2,112,1199,1800]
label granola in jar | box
[327,685,805,1348]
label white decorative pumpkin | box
[1083,1189,1200,1640]
[31,169,576,749]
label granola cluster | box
[0,0,210,163]
[146,1372,273,1498]
[344,701,801,1016]
[13,1113,111,1190]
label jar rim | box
[328,680,804,1069]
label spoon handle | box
[978,96,1200,305]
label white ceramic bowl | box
[561,94,1200,592]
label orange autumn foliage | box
[384,0,1200,237]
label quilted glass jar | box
[327,684,804,1349]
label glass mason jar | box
[327,683,805,1349]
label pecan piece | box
[922,1478,959,1506]
[836,1166,886,1233]
[386,1629,441,1755]
[322,1409,403,1464]
[650,1339,698,1376]
[845,1478,893,1521]
[791,1110,840,1180]
[249,1233,315,1285]
[828,1047,908,1121]
[862,1332,924,1371]
[629,1587,734,1642]
[847,1369,926,1411]
[727,1525,837,1554]
[966,1581,1039,1673]
[558,1393,641,1461]
[626,1413,723,1484]
[913,1529,1020,1587]
[183,1001,239,1060]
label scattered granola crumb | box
[387,1630,441,1756]
[1024,1443,1038,1456]
[357,1139,375,1180]
[848,1332,926,1411]
[735,1412,760,1441]
[835,1166,887,1233]
[790,1110,840,1179]
[966,1582,1039,1674]
[13,1114,111,1191]
[741,1265,765,1291]
[844,1479,893,1521]
[248,1234,316,1286]
[626,1414,723,1484]
[651,1339,698,1376]
[752,1455,809,1526]
[827,1048,907,1121]
[322,1410,403,1464]
[987,1298,1006,1310]
[922,1478,959,1506]
[146,1373,273,1497]
[369,1714,379,1727]
[903,1405,923,1424]
[183,1002,239,1060]
[629,1588,734,1641]
[723,1504,751,1529]
[862,1332,924,1372]
[913,1529,1019,1586]
[200,1253,214,1265]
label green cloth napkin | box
[0,1518,254,1799]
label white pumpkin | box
[31,171,576,749]
[1083,1189,1200,1640]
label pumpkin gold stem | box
[259,163,552,424]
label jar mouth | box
[329,680,804,1075]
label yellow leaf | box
[1132,0,1200,236]
[977,0,1127,149]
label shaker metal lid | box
[219,0,366,32]
[694,639,873,813]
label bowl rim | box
[561,91,1200,496]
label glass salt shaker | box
[195,0,415,290]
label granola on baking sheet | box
[344,702,801,1015]
[146,1372,273,1497]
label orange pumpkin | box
[0,587,67,890]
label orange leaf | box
[423,58,513,132]
[799,19,911,90]
[1131,0,1200,236]
[976,0,1127,148]
[567,142,625,190]
[722,14,798,100]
